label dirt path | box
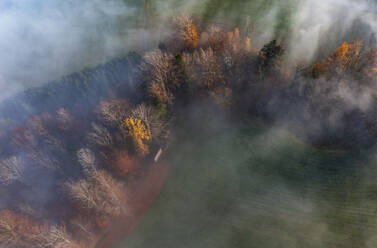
[95,160,169,248]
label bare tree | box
[64,170,125,217]
[206,25,226,52]
[0,210,80,248]
[28,115,49,137]
[184,47,224,89]
[11,126,37,150]
[41,225,79,248]
[87,123,113,148]
[141,50,175,106]
[30,225,79,248]
[0,156,26,186]
[131,104,165,140]
[94,170,124,216]
[94,99,130,127]
[70,215,96,243]
[65,180,100,213]
[28,114,65,153]
[77,148,96,176]
[171,14,199,50]
[67,150,125,217]
[27,151,60,171]
[56,108,74,132]
[0,211,21,247]
[16,203,43,220]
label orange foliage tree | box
[109,150,139,177]
[0,210,80,248]
[173,15,199,50]
[310,41,363,78]
[225,27,252,53]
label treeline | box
[0,49,153,247]
[0,52,141,133]
[0,14,376,247]
[0,78,167,246]
[283,40,377,147]
[140,15,377,148]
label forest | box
[0,1,376,247]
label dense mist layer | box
[116,105,376,248]
[0,0,136,100]
[0,1,376,248]
[1,0,375,101]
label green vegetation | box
[0,12,376,248]
[116,113,373,248]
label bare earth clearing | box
[96,160,169,248]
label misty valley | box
[0,1,376,248]
[116,111,375,248]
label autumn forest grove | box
[0,12,376,248]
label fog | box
[287,0,376,64]
[0,0,375,102]
[0,0,136,101]
[115,103,376,248]
[0,1,375,247]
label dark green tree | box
[257,40,284,76]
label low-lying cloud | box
[0,0,135,101]
[0,0,375,102]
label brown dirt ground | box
[95,160,169,248]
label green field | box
[114,108,377,248]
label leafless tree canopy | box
[0,210,80,248]
[77,148,96,176]
[95,99,130,127]
[87,123,113,148]
[0,156,26,186]
[141,50,176,106]
[56,108,74,132]
[66,148,126,217]
[64,170,125,217]
[131,104,166,141]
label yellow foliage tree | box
[124,117,151,156]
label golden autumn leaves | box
[141,16,255,114]
[170,15,252,53]
[310,41,376,79]
[124,117,151,156]
[172,15,199,50]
